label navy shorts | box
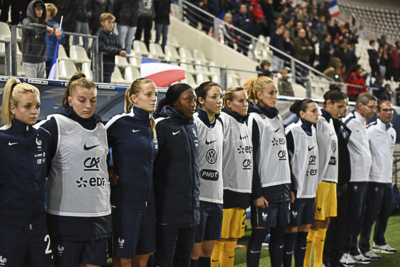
[52,238,107,267]
[194,201,223,243]
[289,198,315,226]
[112,204,156,258]
[0,223,54,267]
[251,202,290,228]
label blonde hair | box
[1,78,40,127]
[223,86,245,109]
[124,78,157,139]
[100,13,115,22]
[244,76,273,104]
[45,3,58,18]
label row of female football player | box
[0,73,347,267]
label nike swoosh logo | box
[205,140,217,145]
[279,245,284,249]
[172,131,180,135]
[211,260,218,262]
[240,135,248,140]
[274,128,280,132]
[66,130,74,134]
[132,129,140,133]
[228,256,235,258]
[84,144,100,151]
[301,247,307,250]
[8,142,18,146]
[250,250,261,253]
[308,146,314,151]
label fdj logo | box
[84,157,100,171]
[308,155,316,165]
[237,145,252,154]
[278,150,287,160]
[272,137,286,146]
[206,149,217,164]
[242,159,251,170]
[76,177,106,188]
[306,169,318,176]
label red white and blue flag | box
[328,0,340,18]
[48,16,63,80]
[48,40,59,80]
[140,58,186,87]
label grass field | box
[233,215,400,266]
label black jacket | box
[154,0,171,24]
[22,0,57,63]
[114,0,139,27]
[96,28,124,76]
[154,106,200,227]
[0,120,51,228]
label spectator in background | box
[45,3,65,77]
[154,0,171,51]
[383,84,393,101]
[233,3,254,55]
[345,64,367,101]
[368,40,381,78]
[316,15,328,42]
[0,0,22,24]
[90,0,109,36]
[293,28,313,84]
[278,68,294,96]
[135,0,155,51]
[333,39,357,72]
[389,44,399,81]
[97,13,127,83]
[72,0,91,54]
[324,57,343,85]
[220,12,239,49]
[378,35,389,48]
[249,0,267,36]
[114,0,139,57]
[317,32,334,72]
[22,0,60,78]
[222,0,241,16]
[282,29,294,67]
[371,76,386,100]
[269,24,287,72]
[51,0,75,55]
[383,44,393,81]
[256,60,272,78]
[378,44,389,79]
[294,21,303,38]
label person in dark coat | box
[333,39,357,73]
[114,0,139,56]
[96,12,127,83]
[152,83,200,267]
[154,0,171,50]
[232,3,254,56]
[317,32,334,72]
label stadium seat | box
[69,45,91,64]
[0,22,11,40]
[183,73,197,87]
[133,40,150,57]
[193,49,209,63]
[81,62,92,79]
[211,74,220,84]
[195,63,211,76]
[180,61,197,75]
[164,45,181,62]
[58,45,70,61]
[124,66,141,83]
[149,43,165,59]
[178,47,195,62]
[196,73,209,85]
[167,35,180,48]
[58,60,78,80]
[115,55,130,68]
[111,67,129,85]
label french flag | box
[328,0,340,18]
[140,58,186,87]
[48,39,59,80]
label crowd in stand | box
[3,0,400,101]
[186,0,400,100]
